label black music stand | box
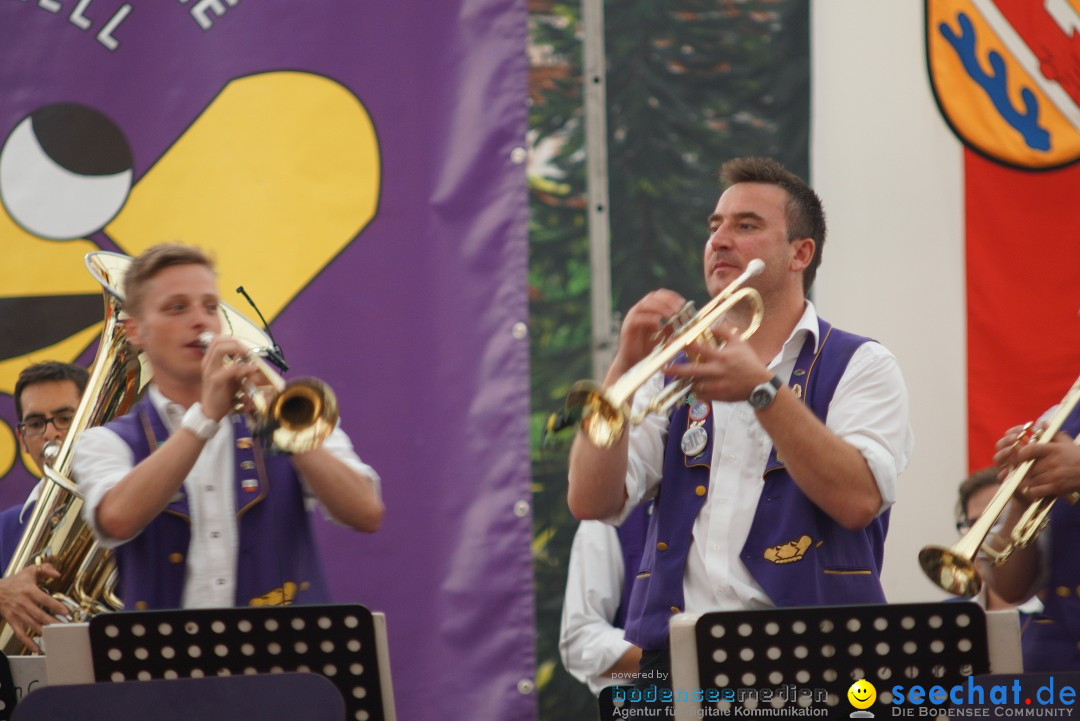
[0,653,17,721]
[667,602,992,720]
[11,672,341,721]
[85,604,392,721]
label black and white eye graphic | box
[0,103,133,240]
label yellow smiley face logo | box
[847,679,876,709]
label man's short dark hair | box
[123,244,215,318]
[14,361,90,420]
[720,157,826,296]
[956,467,1000,526]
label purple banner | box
[0,2,533,720]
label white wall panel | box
[811,1,966,602]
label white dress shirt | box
[559,520,636,695]
[612,301,913,613]
[73,386,379,609]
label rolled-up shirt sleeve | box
[299,422,381,524]
[827,342,914,513]
[73,426,137,549]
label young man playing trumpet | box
[567,157,913,684]
[73,244,383,610]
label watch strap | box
[181,402,220,441]
[749,374,783,409]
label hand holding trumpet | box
[198,333,262,421]
[604,289,687,386]
[994,423,1080,503]
[198,331,338,454]
[666,324,773,405]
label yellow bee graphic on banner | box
[0,71,381,479]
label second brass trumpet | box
[198,332,339,454]
[553,259,765,448]
[919,373,1080,596]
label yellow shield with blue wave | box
[927,0,1080,168]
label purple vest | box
[104,397,330,610]
[613,503,650,629]
[1025,404,1080,671]
[623,319,889,650]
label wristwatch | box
[181,402,220,441]
[748,374,783,410]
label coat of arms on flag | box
[927,0,1080,169]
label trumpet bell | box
[559,381,628,449]
[267,377,339,454]
[918,545,982,597]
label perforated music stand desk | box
[42,604,396,721]
[668,602,1021,721]
[11,672,341,721]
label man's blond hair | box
[123,244,215,317]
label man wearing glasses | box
[0,361,88,648]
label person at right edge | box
[566,157,914,700]
[978,398,1080,671]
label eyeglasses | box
[956,514,985,535]
[17,412,76,438]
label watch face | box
[749,387,773,409]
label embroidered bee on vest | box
[763,535,812,564]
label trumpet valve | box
[1008,421,1035,452]
[651,302,696,345]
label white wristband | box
[181,402,220,441]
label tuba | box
[0,251,281,653]
[0,252,147,653]
[919,373,1080,596]
[549,259,765,448]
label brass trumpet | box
[552,259,765,448]
[198,332,338,454]
[919,373,1080,596]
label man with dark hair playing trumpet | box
[73,244,383,610]
[566,157,913,685]
[978,400,1080,670]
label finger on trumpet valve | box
[1011,421,1034,448]
[651,303,694,344]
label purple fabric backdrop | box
[0,3,533,720]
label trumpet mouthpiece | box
[746,259,765,276]
[197,332,216,349]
